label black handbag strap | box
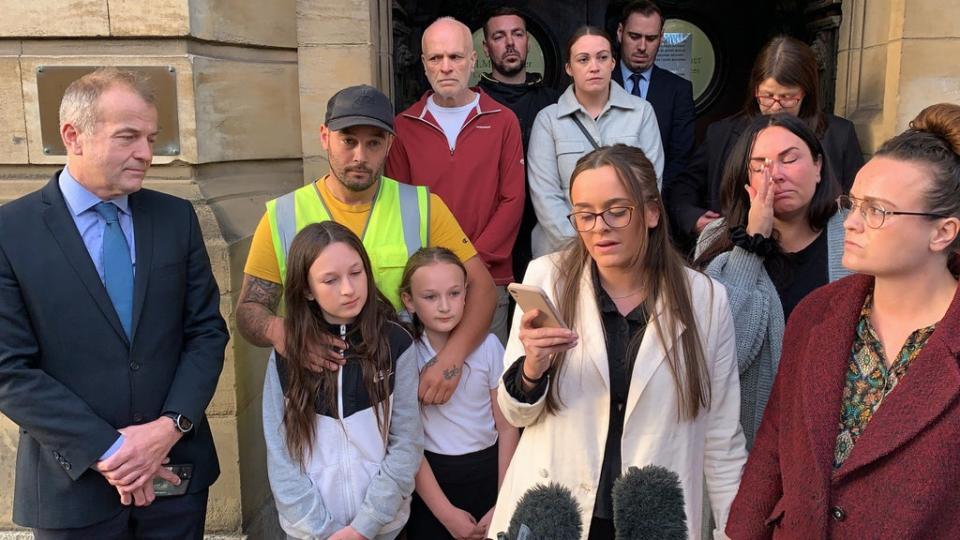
[570,114,601,150]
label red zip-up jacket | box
[387,89,525,285]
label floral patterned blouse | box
[833,293,937,468]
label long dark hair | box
[398,246,468,340]
[695,113,841,268]
[281,222,397,467]
[547,144,711,420]
[744,35,827,136]
[876,103,960,265]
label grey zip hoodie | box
[262,319,423,539]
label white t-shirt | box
[425,93,480,151]
[414,333,503,455]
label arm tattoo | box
[423,356,438,370]
[236,276,282,346]
[241,276,282,311]
[442,365,462,381]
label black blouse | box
[504,264,648,519]
[765,231,829,321]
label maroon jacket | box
[727,273,960,540]
[387,89,525,285]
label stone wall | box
[836,0,960,154]
[0,0,303,537]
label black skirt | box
[404,443,499,540]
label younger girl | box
[263,221,423,540]
[399,248,519,540]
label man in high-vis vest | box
[237,84,496,405]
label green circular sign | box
[661,19,717,101]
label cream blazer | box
[490,254,747,540]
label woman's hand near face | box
[746,167,776,238]
[518,309,578,382]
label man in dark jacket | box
[477,6,559,284]
[612,1,696,191]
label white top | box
[426,93,480,151]
[415,333,503,455]
[489,253,747,540]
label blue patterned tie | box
[629,72,644,98]
[94,202,133,338]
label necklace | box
[608,287,644,300]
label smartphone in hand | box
[507,283,568,329]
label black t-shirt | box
[765,231,829,321]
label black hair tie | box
[729,225,776,257]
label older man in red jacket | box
[387,16,525,344]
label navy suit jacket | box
[0,172,228,528]
[613,63,696,186]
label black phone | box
[153,464,192,497]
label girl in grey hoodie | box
[262,222,423,540]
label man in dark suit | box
[612,0,696,189]
[0,68,228,539]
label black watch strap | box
[163,412,193,433]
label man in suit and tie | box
[0,68,228,539]
[612,0,696,190]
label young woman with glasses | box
[694,113,851,448]
[526,26,665,258]
[727,103,960,538]
[666,35,864,251]
[489,144,747,540]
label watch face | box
[178,416,193,431]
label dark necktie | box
[94,202,134,338]
[629,72,644,98]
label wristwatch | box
[163,412,194,434]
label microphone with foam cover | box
[612,465,687,540]
[497,482,583,540]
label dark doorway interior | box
[392,0,844,140]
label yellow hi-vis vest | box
[266,177,430,310]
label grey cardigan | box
[695,213,850,448]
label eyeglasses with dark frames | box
[756,94,802,108]
[567,206,635,232]
[837,195,949,229]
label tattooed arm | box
[236,274,345,370]
[236,274,283,349]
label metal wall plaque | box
[36,65,181,156]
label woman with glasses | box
[667,35,863,251]
[726,102,960,538]
[489,144,747,540]
[694,113,850,449]
[527,26,665,258]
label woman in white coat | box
[489,144,747,540]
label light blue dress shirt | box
[619,61,654,99]
[57,167,134,461]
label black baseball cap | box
[324,85,395,134]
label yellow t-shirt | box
[243,176,478,284]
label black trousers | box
[405,444,498,540]
[33,489,208,540]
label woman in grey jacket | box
[262,222,423,540]
[527,25,664,258]
[695,114,850,448]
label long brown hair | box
[281,221,397,467]
[547,144,711,420]
[744,35,827,137]
[695,113,841,268]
